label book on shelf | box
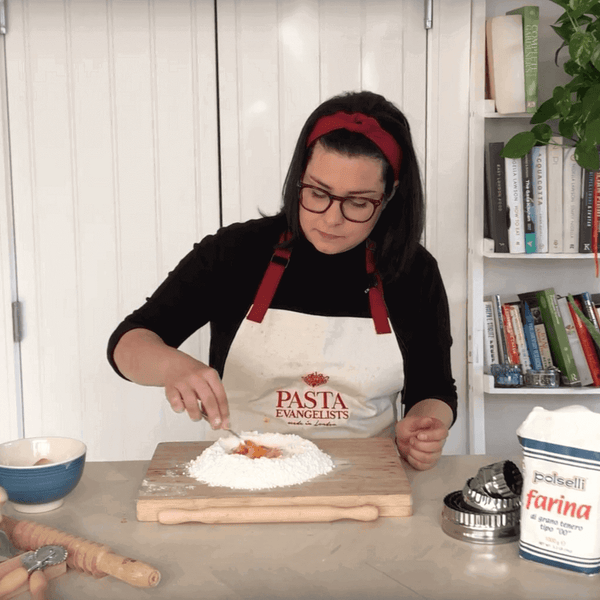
[568,297,600,386]
[484,137,596,256]
[508,302,532,371]
[520,300,544,371]
[594,154,600,252]
[522,151,536,253]
[484,161,492,241]
[501,303,521,365]
[484,136,600,254]
[505,156,526,253]
[483,300,500,373]
[557,296,593,386]
[492,294,509,364]
[518,291,554,369]
[536,288,580,386]
[547,136,564,254]
[486,142,510,253]
[506,6,539,114]
[485,15,526,114]
[531,145,548,253]
[579,168,595,253]
[563,147,582,254]
[577,291,600,344]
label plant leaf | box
[552,22,574,42]
[575,142,600,170]
[531,97,559,123]
[569,31,595,65]
[559,118,576,138]
[563,58,582,76]
[584,118,600,146]
[568,0,598,19]
[531,123,554,143]
[582,84,600,120]
[565,73,586,93]
[592,45,600,71]
[501,132,536,159]
[554,86,573,117]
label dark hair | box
[278,90,424,282]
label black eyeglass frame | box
[297,182,386,223]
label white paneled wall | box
[0,0,471,459]
[217,0,427,224]
[4,0,220,459]
[424,0,471,455]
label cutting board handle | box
[158,504,379,524]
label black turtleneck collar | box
[272,236,372,317]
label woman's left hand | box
[395,415,448,471]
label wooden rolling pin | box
[0,516,160,588]
[158,504,379,524]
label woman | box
[108,91,457,470]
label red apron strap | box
[248,234,391,334]
[366,240,392,334]
[247,233,292,323]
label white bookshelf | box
[483,375,600,395]
[467,1,600,456]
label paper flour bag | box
[517,405,600,574]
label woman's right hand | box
[163,351,229,428]
[113,328,229,429]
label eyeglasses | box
[297,182,385,223]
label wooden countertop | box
[2,454,597,599]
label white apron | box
[212,236,404,440]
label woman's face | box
[299,142,389,255]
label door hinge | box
[424,0,433,29]
[12,301,23,342]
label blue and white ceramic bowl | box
[0,437,86,513]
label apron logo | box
[275,375,349,427]
[302,372,329,387]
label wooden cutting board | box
[136,437,411,522]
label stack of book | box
[485,139,600,254]
[484,289,600,387]
[486,6,539,115]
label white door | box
[1,0,220,460]
[1,0,471,459]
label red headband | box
[306,111,402,178]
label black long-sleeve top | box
[107,214,458,424]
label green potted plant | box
[502,0,600,171]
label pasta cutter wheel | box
[22,545,68,571]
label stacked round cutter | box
[442,460,523,544]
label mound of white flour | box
[186,432,334,490]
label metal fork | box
[199,407,244,441]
